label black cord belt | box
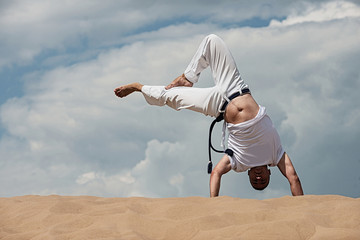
[220,88,250,111]
[207,88,250,174]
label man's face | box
[248,165,271,190]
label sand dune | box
[0,195,359,239]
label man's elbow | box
[210,168,224,179]
[210,169,220,181]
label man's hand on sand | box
[165,74,193,90]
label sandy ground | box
[0,195,359,240]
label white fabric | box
[227,106,285,172]
[141,85,222,117]
[141,34,248,118]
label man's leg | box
[183,34,245,94]
[147,85,222,117]
[165,74,193,90]
[115,35,245,116]
[114,82,143,98]
[114,81,220,117]
[165,34,246,95]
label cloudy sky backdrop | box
[1,0,359,199]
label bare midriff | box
[224,93,260,124]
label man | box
[114,34,303,197]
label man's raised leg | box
[114,82,143,98]
[165,73,193,90]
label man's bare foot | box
[114,82,143,98]
[165,74,193,90]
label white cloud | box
[76,172,98,185]
[129,139,195,197]
[73,139,199,197]
[270,1,360,26]
[0,0,330,69]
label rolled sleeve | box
[184,71,199,84]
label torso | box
[224,93,260,124]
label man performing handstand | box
[114,34,304,197]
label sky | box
[0,0,359,199]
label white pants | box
[141,34,248,117]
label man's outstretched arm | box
[210,155,232,197]
[277,153,304,196]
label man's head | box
[248,165,271,190]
